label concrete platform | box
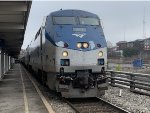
[0,64,49,113]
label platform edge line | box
[22,66,55,113]
[19,64,30,113]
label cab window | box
[79,17,99,26]
[53,17,76,25]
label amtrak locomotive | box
[22,9,108,98]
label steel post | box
[1,51,4,77]
[0,50,2,78]
[4,53,9,73]
[9,56,11,69]
[6,54,9,72]
[4,53,6,74]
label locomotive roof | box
[50,9,99,18]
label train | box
[21,9,108,98]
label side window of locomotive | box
[34,28,41,41]
[53,17,76,25]
[79,17,100,26]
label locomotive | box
[22,9,108,98]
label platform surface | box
[0,64,49,113]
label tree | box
[123,47,139,57]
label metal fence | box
[107,70,150,96]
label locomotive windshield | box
[53,16,100,26]
[53,17,76,25]
[79,17,99,26]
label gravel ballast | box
[101,86,150,113]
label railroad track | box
[64,97,131,113]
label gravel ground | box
[101,86,150,113]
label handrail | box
[107,70,150,96]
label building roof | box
[116,41,127,44]
[0,1,32,58]
[135,39,144,42]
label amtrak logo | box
[72,33,86,38]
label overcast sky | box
[22,1,150,49]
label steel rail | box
[97,97,131,113]
[62,98,81,113]
[64,97,131,113]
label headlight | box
[77,43,82,48]
[98,51,103,57]
[62,51,68,57]
[83,43,89,48]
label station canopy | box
[0,1,31,58]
